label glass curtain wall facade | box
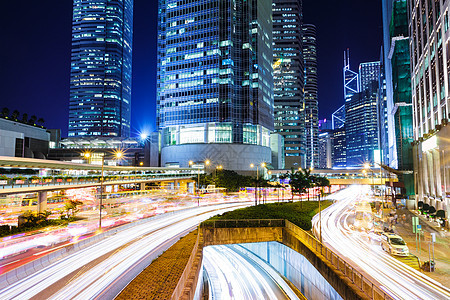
[343,49,360,102]
[302,24,319,168]
[345,62,380,167]
[273,0,304,169]
[157,0,273,169]
[409,0,450,217]
[69,0,133,137]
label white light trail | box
[313,186,450,300]
[0,203,250,299]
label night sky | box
[0,1,382,138]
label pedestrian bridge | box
[174,220,394,300]
[271,168,398,186]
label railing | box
[285,220,395,300]
[0,174,193,190]
[201,219,286,228]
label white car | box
[380,233,409,256]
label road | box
[313,186,450,300]
[204,244,299,300]
[0,202,250,299]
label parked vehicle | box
[380,233,409,256]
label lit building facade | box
[68,0,133,138]
[382,0,415,197]
[332,127,346,168]
[302,24,319,168]
[345,61,380,168]
[157,0,273,170]
[318,130,332,169]
[343,49,359,103]
[408,0,450,218]
[273,0,305,169]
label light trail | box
[0,203,250,299]
[312,186,450,300]
[204,244,299,300]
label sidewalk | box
[393,208,450,288]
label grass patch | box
[116,230,198,300]
[208,200,332,231]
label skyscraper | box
[157,0,273,170]
[273,0,305,169]
[68,0,133,138]
[343,49,359,102]
[302,24,319,169]
[345,61,380,167]
[408,0,450,215]
[382,0,414,196]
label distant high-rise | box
[273,0,305,169]
[332,127,346,168]
[359,61,381,92]
[68,0,133,138]
[346,61,380,167]
[157,0,273,170]
[343,50,359,102]
[302,24,319,169]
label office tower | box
[382,0,414,196]
[343,49,359,102]
[318,131,332,169]
[359,62,381,92]
[273,0,305,169]
[408,0,450,213]
[332,105,345,129]
[157,0,273,170]
[302,24,319,169]
[377,54,389,167]
[332,127,346,168]
[68,0,133,138]
[345,61,380,168]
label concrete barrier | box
[173,220,392,300]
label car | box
[353,202,374,232]
[380,233,409,256]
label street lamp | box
[364,163,374,193]
[189,160,209,206]
[84,150,124,231]
[250,162,267,205]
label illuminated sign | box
[373,149,381,165]
[422,135,438,152]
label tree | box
[63,200,83,218]
[281,169,309,202]
[11,110,19,121]
[37,117,45,127]
[28,115,37,126]
[1,107,9,118]
[21,113,29,124]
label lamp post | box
[250,162,266,205]
[84,151,123,231]
[364,163,374,194]
[190,160,209,206]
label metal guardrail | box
[285,220,394,300]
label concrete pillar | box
[37,191,47,213]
